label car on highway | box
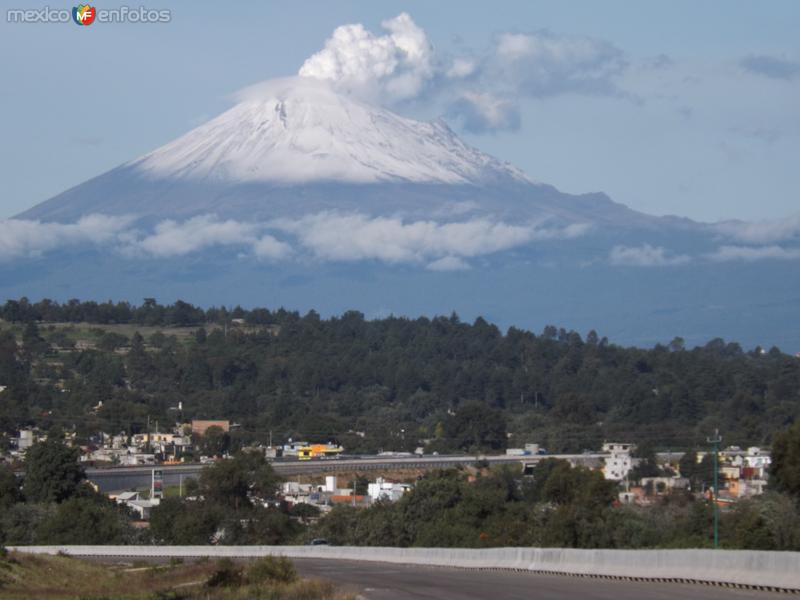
[308,538,330,546]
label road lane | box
[85,454,602,492]
[292,558,785,600]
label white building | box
[17,429,35,451]
[281,481,315,505]
[282,481,314,495]
[367,477,411,502]
[640,476,690,493]
[282,440,310,457]
[744,447,771,470]
[602,442,634,481]
[112,491,160,520]
[132,432,182,448]
[119,453,156,466]
[738,478,768,497]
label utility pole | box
[707,429,722,549]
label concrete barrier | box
[7,545,800,591]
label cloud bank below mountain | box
[4,213,799,270]
[0,213,589,268]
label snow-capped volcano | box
[6,77,799,350]
[132,77,526,186]
[20,77,657,227]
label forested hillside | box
[1,298,798,452]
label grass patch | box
[245,556,298,585]
[0,319,214,345]
[0,552,353,600]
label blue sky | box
[1,0,798,222]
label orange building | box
[297,443,344,460]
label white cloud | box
[490,31,626,97]
[0,215,133,261]
[609,244,690,267]
[715,215,800,244]
[708,245,800,262]
[127,215,261,258]
[273,212,586,264]
[445,30,627,132]
[448,92,521,133]
[427,256,471,271]
[0,213,292,261]
[121,215,293,260]
[446,57,477,79]
[297,15,629,134]
[537,222,591,239]
[253,235,293,261]
[0,212,588,268]
[298,13,434,102]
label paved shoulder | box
[293,558,786,600]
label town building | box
[367,477,412,502]
[602,442,635,481]
[111,490,160,520]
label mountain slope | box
[133,77,528,186]
[18,77,669,230]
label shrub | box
[205,558,243,588]
[246,556,298,585]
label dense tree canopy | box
[0,297,799,454]
[0,464,20,508]
[445,402,508,451]
[36,495,130,544]
[310,460,800,551]
[199,452,281,509]
[22,439,86,503]
[150,452,294,545]
[770,418,800,498]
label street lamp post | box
[707,429,722,549]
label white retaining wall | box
[8,545,800,590]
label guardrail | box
[8,545,800,592]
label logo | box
[8,4,170,25]
[72,4,96,26]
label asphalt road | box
[86,454,604,492]
[292,559,785,600]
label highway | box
[293,558,785,600]
[86,453,604,492]
[16,546,797,593]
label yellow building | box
[297,443,344,460]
